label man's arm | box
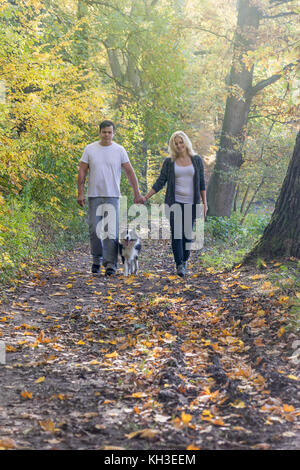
[77,162,89,206]
[122,162,144,204]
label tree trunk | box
[240,176,265,224]
[240,184,250,213]
[207,0,260,217]
[243,131,300,262]
[233,184,239,212]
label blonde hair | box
[168,131,195,160]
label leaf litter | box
[0,240,299,450]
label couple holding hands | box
[77,120,207,277]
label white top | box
[80,141,129,197]
[174,162,194,204]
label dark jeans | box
[169,203,196,266]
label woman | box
[143,131,207,277]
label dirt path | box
[0,240,299,451]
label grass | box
[0,197,88,288]
[200,209,272,270]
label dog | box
[119,229,141,277]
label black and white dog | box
[119,229,141,277]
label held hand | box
[77,195,85,207]
[134,194,146,204]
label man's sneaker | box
[105,267,115,276]
[91,264,100,274]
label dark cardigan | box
[152,155,206,205]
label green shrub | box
[201,209,271,270]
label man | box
[77,120,144,276]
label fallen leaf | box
[39,419,56,433]
[230,400,246,409]
[21,390,33,399]
[0,438,16,449]
[181,411,193,425]
[187,444,200,450]
[105,351,118,358]
[125,429,159,440]
[278,327,285,338]
[103,446,126,450]
[283,404,295,413]
[35,376,45,384]
[131,392,147,398]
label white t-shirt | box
[174,162,195,204]
[80,141,130,197]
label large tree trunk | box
[207,0,260,217]
[243,131,300,262]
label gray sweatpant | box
[88,197,119,271]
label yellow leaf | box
[278,327,285,338]
[39,419,56,433]
[132,392,147,398]
[257,309,265,316]
[213,418,225,426]
[230,400,246,408]
[287,375,298,381]
[0,438,16,449]
[105,351,118,358]
[283,404,295,412]
[164,332,177,342]
[261,281,272,290]
[77,340,85,345]
[187,444,200,450]
[125,429,158,440]
[35,376,45,384]
[202,410,213,420]
[66,283,73,288]
[181,412,193,425]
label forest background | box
[0,0,299,285]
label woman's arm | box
[151,158,169,194]
[201,190,208,218]
[144,188,156,201]
[197,156,208,217]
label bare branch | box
[250,73,282,96]
[269,0,297,7]
[262,11,298,19]
[248,60,300,97]
[182,25,233,43]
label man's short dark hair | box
[99,120,116,132]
